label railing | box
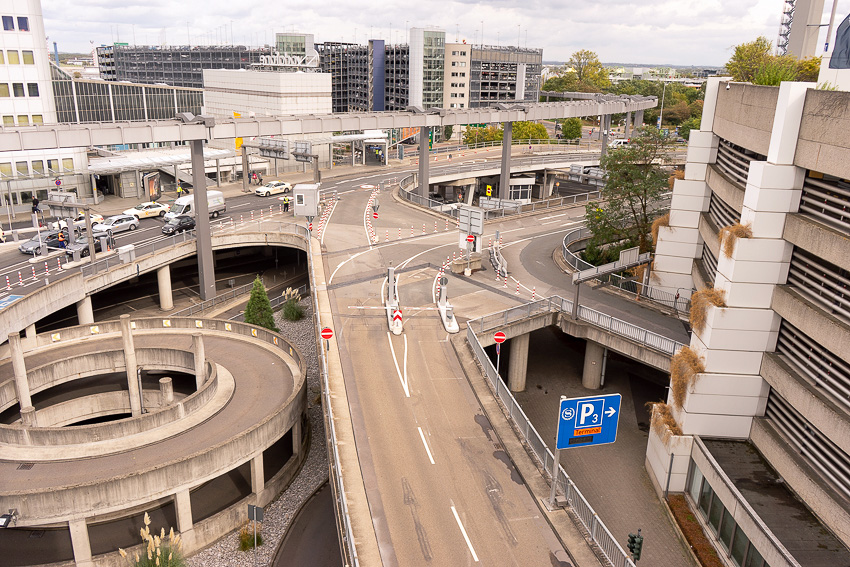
[306,239,359,567]
[787,247,850,327]
[402,138,590,158]
[561,228,692,314]
[714,140,763,190]
[172,281,254,317]
[708,192,740,229]
[466,311,636,567]
[473,296,686,357]
[799,175,850,234]
[690,436,803,567]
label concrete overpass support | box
[507,332,530,392]
[582,340,606,389]
[157,265,174,311]
[76,296,94,325]
[625,112,632,137]
[9,332,33,411]
[193,333,206,389]
[120,315,142,417]
[635,109,644,129]
[191,139,217,301]
[600,114,612,159]
[293,413,303,456]
[499,121,513,200]
[69,518,93,567]
[418,126,430,197]
[159,377,174,406]
[174,489,195,545]
[250,454,265,495]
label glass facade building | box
[469,46,543,107]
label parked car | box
[428,192,446,203]
[65,234,114,258]
[123,201,170,219]
[91,214,139,236]
[19,228,78,255]
[254,181,292,197]
[161,215,195,235]
[50,212,104,231]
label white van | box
[609,139,630,148]
[164,190,226,220]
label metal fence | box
[466,318,637,567]
[402,138,591,159]
[472,296,685,357]
[561,227,692,314]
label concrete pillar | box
[250,454,265,495]
[159,377,174,406]
[120,315,142,417]
[625,112,632,137]
[23,323,37,350]
[174,489,195,546]
[157,265,173,311]
[193,333,206,389]
[600,114,612,159]
[292,413,303,456]
[635,109,644,128]
[241,146,250,193]
[76,296,94,325]
[582,340,605,389]
[418,126,430,197]
[499,121,513,200]
[173,164,179,189]
[20,406,37,427]
[507,332,530,392]
[69,518,93,567]
[215,159,221,187]
[9,332,32,409]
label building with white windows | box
[443,42,471,109]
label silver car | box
[91,214,139,236]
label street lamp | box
[658,81,668,129]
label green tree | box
[443,125,454,141]
[678,116,701,140]
[726,36,774,82]
[542,73,579,93]
[568,49,611,90]
[753,55,799,85]
[585,127,675,253]
[664,101,692,125]
[797,57,822,82]
[463,125,503,145]
[562,117,583,140]
[512,121,549,141]
[244,276,279,332]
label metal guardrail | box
[466,304,637,567]
[403,138,590,158]
[561,227,692,314]
[172,281,255,317]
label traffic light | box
[627,533,637,554]
[633,534,643,561]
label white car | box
[123,201,170,219]
[51,212,105,231]
[254,181,291,197]
[92,214,140,235]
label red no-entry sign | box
[466,234,475,243]
[494,331,506,343]
[320,327,333,340]
[373,212,379,219]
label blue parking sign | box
[556,393,622,450]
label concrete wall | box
[795,90,850,178]
[713,83,777,157]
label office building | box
[648,47,850,564]
[443,42,471,108]
[468,44,542,107]
[275,32,314,58]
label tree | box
[463,125,503,145]
[726,36,773,83]
[512,121,548,141]
[678,116,701,140]
[244,276,279,332]
[753,55,799,85]
[443,125,454,141]
[541,73,579,94]
[568,50,611,90]
[664,101,692,125]
[562,117,583,140]
[585,127,675,253]
[796,56,822,82]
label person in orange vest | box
[58,230,66,248]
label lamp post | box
[658,81,668,130]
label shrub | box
[718,223,752,258]
[238,521,264,551]
[118,513,185,567]
[647,401,682,442]
[282,298,304,321]
[670,346,705,410]
[244,276,279,332]
[651,213,670,245]
[689,287,726,333]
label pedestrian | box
[58,230,66,248]
[283,196,290,212]
[176,185,183,198]
[252,172,258,185]
[258,173,263,185]
[31,197,40,213]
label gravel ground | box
[187,299,330,567]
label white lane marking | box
[386,332,410,397]
[539,213,567,220]
[403,333,409,393]
[328,249,370,284]
[501,224,584,249]
[321,199,338,246]
[417,427,435,465]
[451,505,479,562]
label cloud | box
[40,0,850,66]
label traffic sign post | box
[320,327,333,351]
[549,393,622,508]
[494,331,506,375]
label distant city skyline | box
[42,0,849,67]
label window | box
[0,162,11,178]
[31,114,42,124]
[22,50,33,64]
[461,51,466,56]
[2,116,13,126]
[15,161,28,175]
[451,61,456,67]
[0,84,8,97]
[62,158,74,172]
[7,50,19,64]
[12,83,24,97]
[17,115,28,126]
[460,103,464,108]
[27,83,38,97]
[0,51,4,64]
[451,72,458,77]
[31,160,43,175]
[17,17,29,31]
[46,159,58,173]
[461,72,466,77]
[2,16,13,31]
[451,50,458,56]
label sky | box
[41,0,850,67]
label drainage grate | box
[17,462,34,470]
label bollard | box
[410,226,414,238]
[56,258,62,271]
[422,223,426,235]
[386,230,389,242]
[251,210,254,220]
[516,281,520,295]
[5,275,9,290]
[445,218,449,231]
[504,273,508,288]
[532,287,536,300]
[434,221,438,233]
[31,266,36,279]
[44,261,49,275]
[18,271,23,286]
[398,228,402,240]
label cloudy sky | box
[41,0,850,66]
